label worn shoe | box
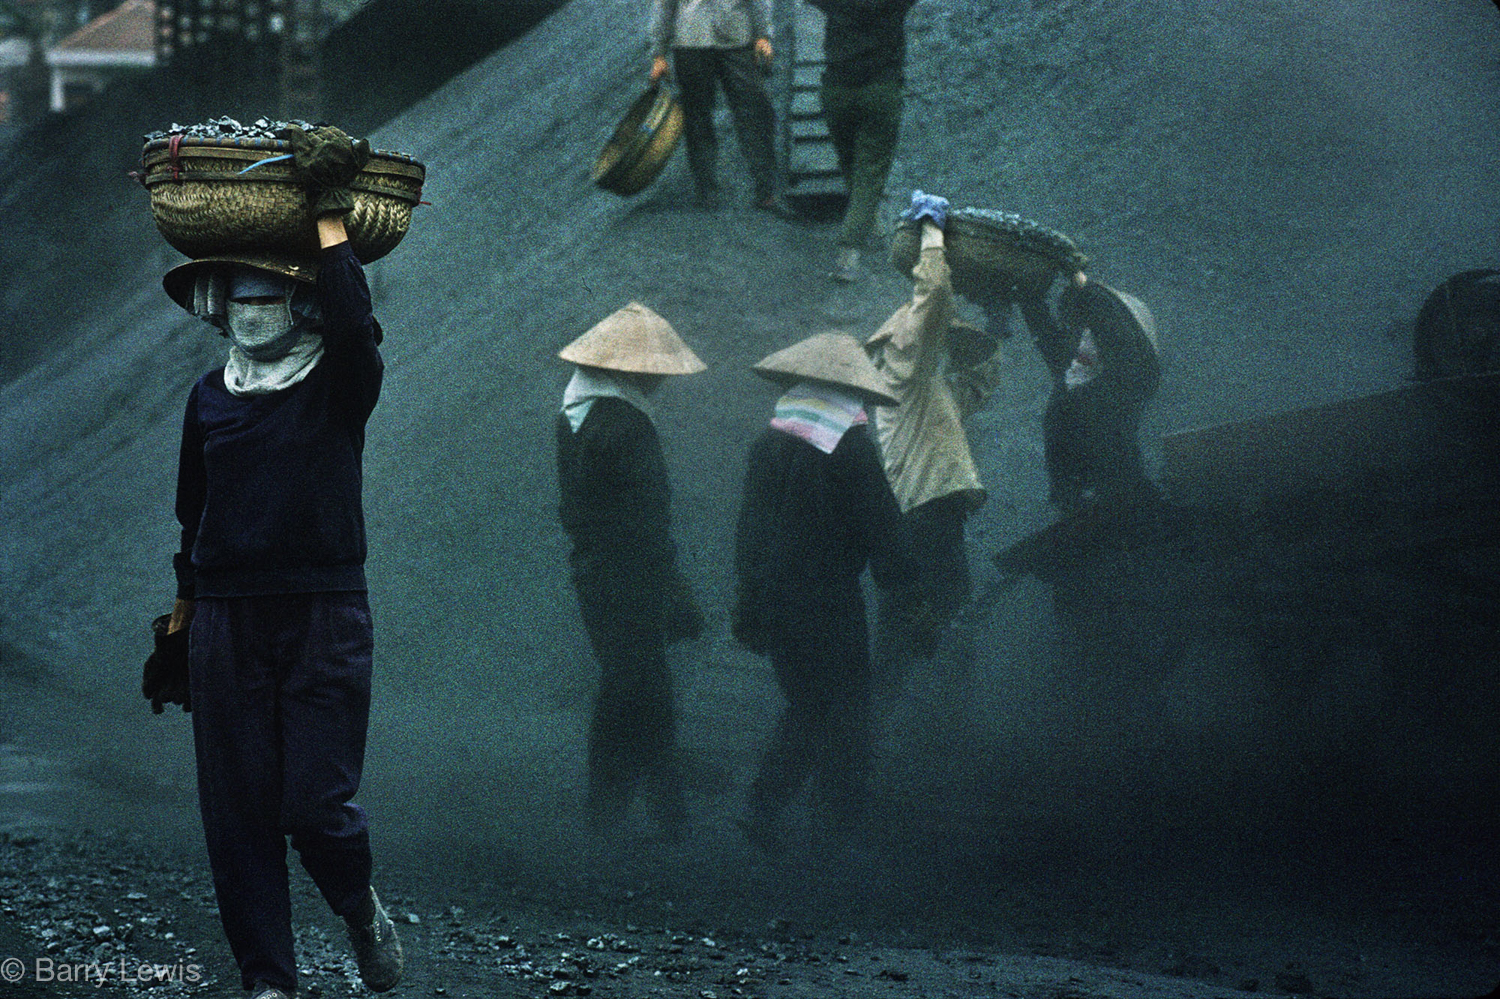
[248,984,294,999]
[830,247,861,284]
[344,886,403,992]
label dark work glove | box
[663,569,705,645]
[142,614,191,714]
[280,124,372,217]
[901,189,949,230]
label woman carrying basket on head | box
[143,125,403,999]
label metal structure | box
[153,0,325,117]
[773,0,847,218]
[996,372,1500,708]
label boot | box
[248,984,294,999]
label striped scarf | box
[770,381,867,454]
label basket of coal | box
[592,86,684,197]
[140,117,426,262]
[890,207,1089,296]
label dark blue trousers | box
[572,564,683,829]
[188,593,374,993]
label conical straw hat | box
[1106,285,1159,353]
[752,332,900,407]
[1060,281,1159,354]
[558,301,706,375]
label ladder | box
[153,0,326,119]
[775,0,848,219]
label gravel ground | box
[3,660,1498,999]
[0,826,1429,999]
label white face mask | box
[226,299,300,361]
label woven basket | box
[592,86,683,197]
[141,136,426,261]
[890,208,1088,296]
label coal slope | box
[2,1,1499,997]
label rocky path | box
[1,828,1284,999]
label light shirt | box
[649,0,771,55]
[867,225,990,514]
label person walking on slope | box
[864,191,1009,692]
[805,0,919,282]
[731,332,915,850]
[649,0,788,214]
[144,126,403,999]
[555,302,707,842]
[980,274,1162,512]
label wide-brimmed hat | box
[558,301,706,375]
[1059,280,1159,353]
[163,253,319,315]
[753,332,900,407]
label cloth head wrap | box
[769,380,867,454]
[219,265,326,396]
[188,265,321,335]
[228,269,291,300]
[561,366,654,432]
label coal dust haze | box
[1,1,1497,998]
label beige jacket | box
[867,224,1001,515]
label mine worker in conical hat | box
[861,191,1013,693]
[996,274,1161,512]
[731,331,916,851]
[144,125,404,999]
[555,301,706,842]
[949,214,1160,513]
[1046,280,1161,510]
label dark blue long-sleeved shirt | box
[174,241,383,599]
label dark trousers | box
[1043,381,1152,510]
[875,494,972,685]
[573,569,684,830]
[821,78,904,249]
[749,600,872,827]
[189,593,374,993]
[672,44,779,200]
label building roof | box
[47,0,155,68]
[0,37,32,71]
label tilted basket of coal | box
[140,117,426,262]
[890,207,1089,295]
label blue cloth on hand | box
[903,189,949,229]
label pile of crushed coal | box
[143,116,324,145]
